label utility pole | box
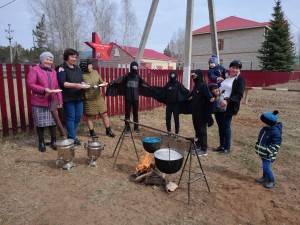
[207,0,219,59]
[135,0,159,65]
[182,0,194,89]
[5,24,14,63]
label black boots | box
[106,127,115,138]
[38,139,46,152]
[51,137,57,150]
[90,129,97,137]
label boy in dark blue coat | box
[255,110,282,188]
[207,54,228,87]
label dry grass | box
[0,80,300,225]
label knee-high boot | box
[49,126,57,150]
[36,127,46,152]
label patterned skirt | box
[32,106,56,127]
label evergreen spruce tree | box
[32,15,49,58]
[257,0,295,71]
[163,44,172,57]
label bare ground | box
[1,81,300,225]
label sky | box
[0,0,299,53]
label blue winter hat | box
[260,110,279,126]
[208,54,218,65]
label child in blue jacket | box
[207,54,229,87]
[255,110,282,188]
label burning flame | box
[135,152,153,174]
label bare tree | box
[28,0,84,51]
[118,0,139,46]
[86,0,116,44]
[168,27,185,64]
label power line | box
[0,0,16,9]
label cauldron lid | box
[141,137,161,143]
[88,141,102,147]
[154,148,183,161]
[57,139,74,146]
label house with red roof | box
[81,42,177,70]
[192,16,271,70]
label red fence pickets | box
[15,64,27,131]
[24,65,34,129]
[6,64,18,134]
[0,63,299,137]
[0,64,9,136]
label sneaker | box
[219,149,230,154]
[174,135,179,140]
[255,177,267,183]
[264,181,275,189]
[134,129,140,134]
[212,146,224,152]
[90,130,97,137]
[74,138,81,146]
[194,149,208,157]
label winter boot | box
[106,127,115,138]
[255,175,267,184]
[50,137,57,150]
[264,181,275,189]
[38,138,46,152]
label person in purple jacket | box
[27,52,63,152]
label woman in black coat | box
[213,60,246,154]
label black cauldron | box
[141,137,161,153]
[154,148,184,174]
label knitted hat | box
[39,52,54,61]
[209,84,218,92]
[208,54,218,65]
[260,110,279,126]
[229,60,242,69]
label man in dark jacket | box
[106,61,150,133]
[190,69,214,156]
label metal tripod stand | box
[178,138,210,204]
[111,120,139,168]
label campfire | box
[133,151,177,192]
[135,152,154,175]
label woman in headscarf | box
[27,52,63,152]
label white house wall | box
[192,27,267,70]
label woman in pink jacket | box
[27,52,63,152]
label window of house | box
[218,39,224,50]
[114,48,120,57]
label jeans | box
[215,112,232,150]
[63,100,83,140]
[262,159,275,182]
[125,99,139,130]
[166,103,180,134]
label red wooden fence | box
[0,63,299,136]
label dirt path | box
[1,81,300,225]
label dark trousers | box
[166,103,180,134]
[125,99,139,130]
[192,109,207,150]
[215,112,233,150]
